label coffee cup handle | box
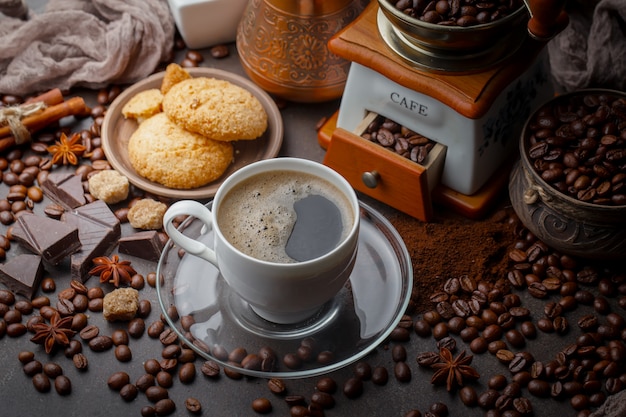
[163,200,218,266]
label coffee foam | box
[217,171,353,263]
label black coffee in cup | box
[216,170,354,263]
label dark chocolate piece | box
[11,212,81,265]
[62,200,121,282]
[0,254,45,299]
[118,230,164,262]
[41,172,86,209]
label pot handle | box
[523,0,569,41]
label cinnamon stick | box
[0,97,87,151]
[24,88,65,106]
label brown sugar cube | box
[127,199,168,230]
[88,170,129,204]
[103,288,139,321]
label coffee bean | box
[354,361,372,380]
[527,379,550,397]
[251,397,272,414]
[79,324,99,340]
[23,360,43,376]
[311,391,335,409]
[40,277,56,293]
[72,353,88,370]
[32,372,51,393]
[154,398,176,416]
[478,389,499,409]
[283,353,302,370]
[505,329,526,348]
[107,371,130,391]
[54,375,72,396]
[148,320,165,338]
[119,383,138,402]
[115,344,132,362]
[416,351,440,367]
[18,351,35,364]
[343,377,363,398]
[394,361,412,382]
[6,322,26,337]
[210,44,229,59]
[268,377,287,395]
[390,326,410,341]
[570,394,590,411]
[392,345,408,362]
[156,371,173,388]
[200,360,220,378]
[185,397,202,414]
[136,373,156,392]
[223,363,243,380]
[178,362,196,384]
[128,318,145,338]
[459,385,478,406]
[43,362,63,378]
[146,385,169,403]
[14,300,33,315]
[88,335,113,352]
[371,366,389,385]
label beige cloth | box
[590,389,626,417]
[547,0,626,92]
[0,0,174,96]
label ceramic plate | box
[101,68,283,199]
[156,201,413,378]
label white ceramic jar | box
[167,0,248,48]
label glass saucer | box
[156,201,413,378]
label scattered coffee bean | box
[32,372,51,393]
[54,375,72,396]
[154,398,176,416]
[107,371,130,390]
[343,377,363,399]
[185,397,202,414]
[252,397,272,414]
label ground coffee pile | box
[388,203,516,313]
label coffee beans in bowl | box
[509,89,626,260]
[378,0,528,53]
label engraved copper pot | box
[236,0,368,103]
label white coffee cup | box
[163,158,360,324]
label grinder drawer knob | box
[362,170,380,188]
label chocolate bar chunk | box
[0,254,44,299]
[11,212,81,265]
[62,200,121,282]
[41,172,86,209]
[118,230,164,262]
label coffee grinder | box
[318,0,567,221]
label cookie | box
[160,63,192,95]
[162,77,267,141]
[121,88,163,122]
[88,170,129,204]
[128,113,233,189]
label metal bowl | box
[509,90,626,260]
[377,0,529,53]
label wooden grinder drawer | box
[323,112,446,222]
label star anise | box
[430,347,480,391]
[89,254,137,287]
[30,312,75,354]
[47,132,86,165]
